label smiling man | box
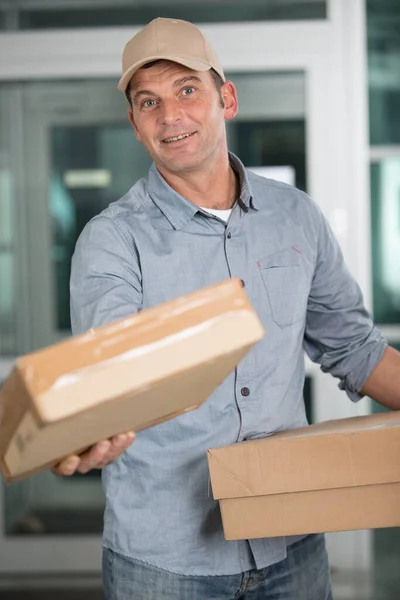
[123,23,239,212]
[55,16,400,600]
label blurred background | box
[0,0,399,598]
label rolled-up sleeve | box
[70,215,142,335]
[303,205,387,401]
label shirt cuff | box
[338,336,388,402]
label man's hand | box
[51,431,136,476]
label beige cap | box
[118,17,226,93]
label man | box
[53,17,400,600]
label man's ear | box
[128,107,143,143]
[221,81,238,121]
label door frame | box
[0,0,373,574]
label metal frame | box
[0,0,373,575]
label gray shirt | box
[70,152,387,576]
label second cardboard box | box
[208,411,400,539]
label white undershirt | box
[200,207,233,223]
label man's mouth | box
[162,132,196,143]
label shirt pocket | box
[257,247,308,328]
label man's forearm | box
[361,346,400,410]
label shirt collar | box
[147,151,257,231]
[228,152,259,211]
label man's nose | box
[159,97,182,125]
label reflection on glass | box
[367,0,400,145]
[15,0,326,30]
[371,158,400,324]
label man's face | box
[127,60,238,176]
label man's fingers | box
[100,431,136,466]
[111,431,136,450]
[52,454,81,476]
[51,431,136,476]
[77,440,112,473]
[77,431,136,474]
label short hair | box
[125,63,225,108]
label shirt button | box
[241,387,250,397]
[227,231,231,239]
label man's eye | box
[142,99,156,108]
[182,87,196,96]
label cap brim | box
[117,55,220,92]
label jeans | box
[102,533,333,599]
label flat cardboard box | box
[0,278,264,483]
[207,411,400,540]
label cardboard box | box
[0,278,264,483]
[207,411,400,540]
